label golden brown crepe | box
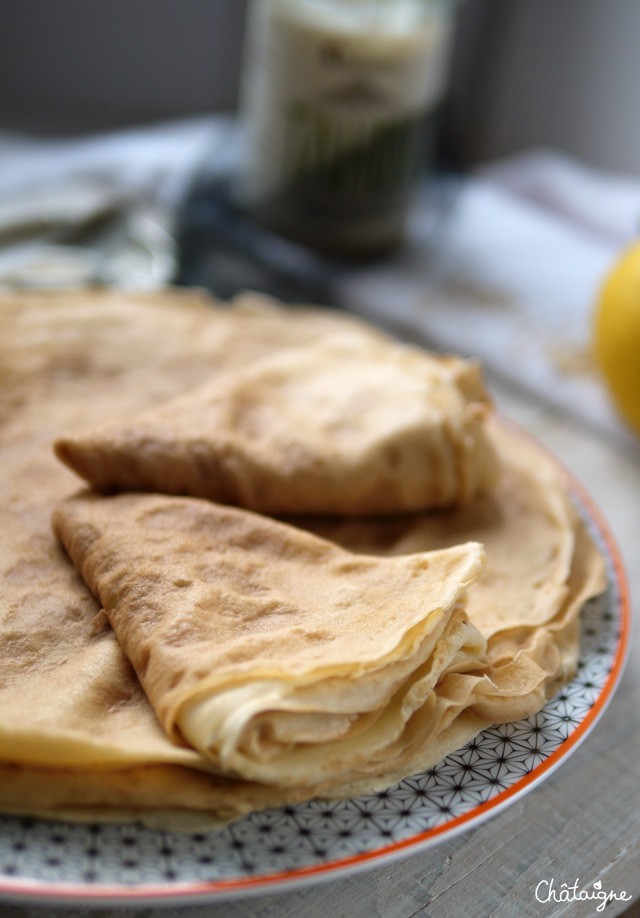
[54,335,497,515]
[0,287,606,829]
[52,492,487,788]
[0,287,395,826]
[300,417,607,707]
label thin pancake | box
[300,417,607,701]
[0,288,489,827]
[54,336,497,515]
[53,491,487,788]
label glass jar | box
[237,0,458,258]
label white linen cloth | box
[0,116,231,289]
[0,117,637,450]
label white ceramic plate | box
[0,481,629,909]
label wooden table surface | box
[5,369,639,918]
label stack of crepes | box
[0,288,606,830]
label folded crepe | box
[53,335,498,515]
[52,491,487,788]
[301,417,607,709]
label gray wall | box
[0,0,248,134]
[448,0,640,176]
[1,0,638,177]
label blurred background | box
[1,0,639,176]
[1,0,639,447]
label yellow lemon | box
[594,240,640,433]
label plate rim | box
[0,460,631,908]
